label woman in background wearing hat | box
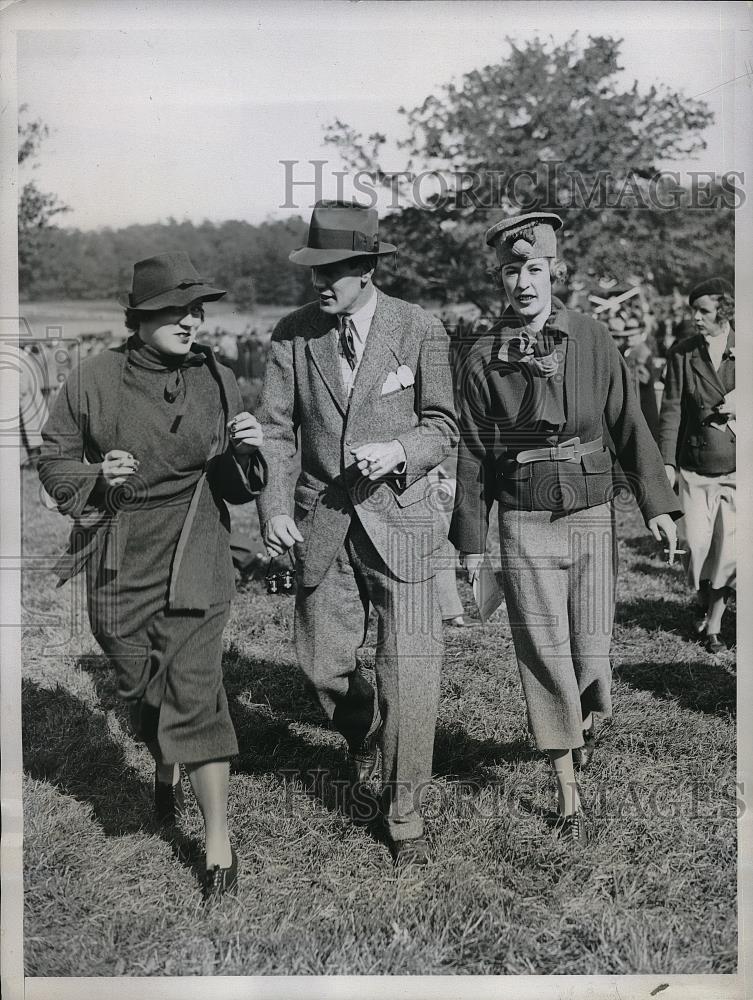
[659,278,735,654]
[39,252,267,900]
[451,214,680,844]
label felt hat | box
[289,200,397,267]
[485,212,563,265]
[120,252,226,310]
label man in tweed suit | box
[256,200,457,865]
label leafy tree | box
[325,34,731,310]
[18,105,70,292]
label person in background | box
[609,316,661,443]
[659,277,735,654]
[451,213,680,845]
[38,252,267,901]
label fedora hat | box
[120,251,226,311]
[289,200,397,267]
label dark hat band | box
[130,278,211,307]
[308,226,380,254]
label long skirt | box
[678,468,736,592]
[498,502,616,750]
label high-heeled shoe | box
[202,848,239,902]
[154,767,186,825]
[554,810,589,845]
[572,721,597,771]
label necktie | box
[340,316,357,371]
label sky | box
[14,0,749,231]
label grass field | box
[20,467,736,977]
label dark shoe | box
[154,768,186,825]
[554,810,589,845]
[693,613,709,636]
[572,721,597,771]
[443,615,481,628]
[348,728,381,784]
[705,633,726,654]
[391,834,430,868]
[202,847,239,902]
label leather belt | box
[515,436,604,465]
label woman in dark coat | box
[450,214,680,844]
[38,252,267,899]
[659,278,735,653]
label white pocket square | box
[380,365,415,395]
[381,372,402,394]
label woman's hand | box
[101,449,139,486]
[460,552,485,583]
[229,412,263,454]
[648,513,678,565]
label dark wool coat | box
[38,340,267,611]
[450,298,681,553]
[659,331,736,476]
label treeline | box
[20,217,313,306]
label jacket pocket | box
[393,477,430,508]
[581,448,613,474]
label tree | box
[325,35,729,310]
[18,105,70,293]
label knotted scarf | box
[128,338,207,432]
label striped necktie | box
[339,316,357,371]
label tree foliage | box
[18,106,70,288]
[19,217,312,306]
[325,34,733,310]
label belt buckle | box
[557,436,579,462]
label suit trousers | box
[498,502,616,750]
[294,516,443,842]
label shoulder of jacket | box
[273,301,322,339]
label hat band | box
[308,226,380,253]
[130,279,210,307]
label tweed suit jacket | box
[256,289,458,586]
[449,299,681,553]
[658,332,736,475]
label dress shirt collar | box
[341,286,377,344]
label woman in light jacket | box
[39,252,266,900]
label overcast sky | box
[15,0,746,230]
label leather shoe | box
[705,633,726,654]
[154,767,186,825]
[554,810,589,845]
[572,722,597,772]
[348,727,381,783]
[202,847,239,902]
[391,834,430,868]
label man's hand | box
[351,440,406,480]
[228,412,263,455]
[101,449,139,486]
[263,514,303,557]
[460,552,484,582]
[664,464,677,490]
[648,513,678,565]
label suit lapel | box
[689,340,725,398]
[347,291,403,411]
[307,313,348,416]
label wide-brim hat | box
[119,251,226,310]
[289,200,397,266]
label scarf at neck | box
[127,336,206,429]
[496,313,561,378]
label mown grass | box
[20,468,736,976]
